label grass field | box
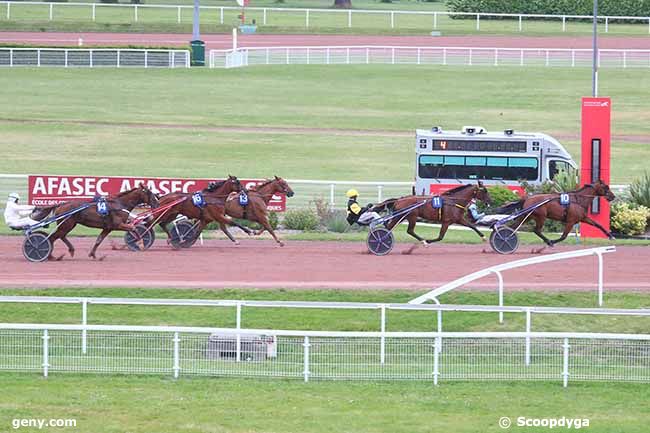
[2,0,650,36]
[1,66,649,183]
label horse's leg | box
[532,215,553,246]
[89,228,111,260]
[48,221,75,261]
[258,215,284,247]
[458,217,486,242]
[218,222,239,245]
[425,222,450,244]
[548,221,576,246]
[61,235,75,258]
[404,213,425,243]
[582,216,615,239]
[229,219,252,236]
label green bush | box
[553,169,579,193]
[630,171,650,208]
[485,186,519,210]
[446,0,650,18]
[324,210,351,233]
[611,202,650,236]
[282,209,320,231]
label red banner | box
[27,175,286,211]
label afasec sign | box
[28,175,286,211]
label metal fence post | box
[236,302,242,362]
[89,49,93,67]
[144,50,148,68]
[494,48,498,66]
[562,16,566,32]
[433,336,440,385]
[305,9,309,27]
[326,47,330,64]
[117,49,121,67]
[134,5,138,22]
[303,336,310,382]
[7,2,10,20]
[42,329,49,378]
[433,11,437,29]
[329,184,335,209]
[525,309,531,365]
[476,14,480,31]
[177,6,181,23]
[37,49,41,67]
[173,332,180,379]
[64,49,68,67]
[468,48,472,66]
[390,11,394,29]
[263,8,267,25]
[92,3,96,21]
[518,15,522,31]
[82,299,88,354]
[377,185,383,202]
[562,338,570,387]
[348,10,351,28]
[416,48,421,65]
[443,47,447,65]
[380,305,386,364]
[391,47,395,64]
[492,270,504,323]
[49,3,53,21]
[605,17,608,33]
[220,7,223,24]
[597,251,604,306]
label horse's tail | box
[31,205,59,221]
[371,198,399,213]
[493,199,525,215]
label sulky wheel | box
[124,224,155,252]
[22,231,52,262]
[168,220,199,250]
[367,227,395,256]
[489,226,520,255]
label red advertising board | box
[27,175,286,211]
[580,97,611,238]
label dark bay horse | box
[497,179,616,247]
[224,176,294,247]
[43,184,159,260]
[153,175,251,244]
[372,182,492,249]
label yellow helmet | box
[346,189,359,198]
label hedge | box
[446,0,650,18]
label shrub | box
[485,186,519,210]
[446,0,650,19]
[324,210,351,233]
[630,171,650,208]
[610,202,650,236]
[553,169,579,193]
[282,209,320,231]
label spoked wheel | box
[367,227,395,256]
[490,226,520,255]
[168,220,199,250]
[22,231,52,262]
[124,224,155,252]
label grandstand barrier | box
[0,48,191,68]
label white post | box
[562,16,566,32]
[144,50,148,68]
[623,51,627,69]
[433,11,437,29]
[117,49,121,67]
[285,47,290,64]
[303,336,310,382]
[545,50,549,67]
[220,7,223,24]
[605,17,608,33]
[326,47,330,64]
[380,305,386,365]
[49,3,53,21]
[525,309,531,366]
[562,338,570,387]
[92,3,96,21]
[306,47,310,65]
[443,47,447,65]
[42,329,49,378]
[417,47,421,65]
[7,2,10,20]
[348,10,351,28]
[365,47,369,64]
[572,50,575,67]
[232,27,237,50]
[177,6,181,23]
[37,49,41,67]
[236,302,242,362]
[520,49,524,66]
[173,332,180,378]
[265,48,269,64]
[494,270,504,323]
[518,15,522,31]
[263,8,267,25]
[433,337,440,385]
[377,185,383,202]
[64,49,68,67]
[9,48,12,67]
[390,11,394,29]
[81,299,88,354]
[346,47,350,64]
[89,49,93,67]
[468,48,472,66]
[494,48,498,66]
[597,252,604,306]
[134,5,138,22]
[476,14,480,31]
[305,9,309,27]
[391,47,395,64]
[329,184,335,209]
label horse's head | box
[135,183,159,208]
[273,176,294,198]
[227,175,243,193]
[593,179,616,202]
[474,181,492,206]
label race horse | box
[372,182,492,250]
[37,184,159,260]
[153,175,252,244]
[496,179,616,247]
[224,176,295,247]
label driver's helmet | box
[8,192,20,203]
[346,189,359,199]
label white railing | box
[1,323,649,385]
[1,2,649,34]
[0,48,190,68]
[409,247,617,319]
[210,46,650,69]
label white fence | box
[2,2,650,34]
[210,46,650,69]
[1,323,649,385]
[0,48,190,68]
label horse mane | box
[255,179,275,189]
[442,184,473,195]
[204,180,226,192]
[116,187,138,197]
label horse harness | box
[430,196,469,221]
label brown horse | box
[224,176,295,247]
[153,175,251,244]
[372,182,492,248]
[497,179,616,247]
[43,184,159,260]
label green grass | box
[1,66,649,183]
[0,376,647,433]
[2,288,650,333]
[2,0,650,36]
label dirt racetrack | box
[0,236,648,291]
